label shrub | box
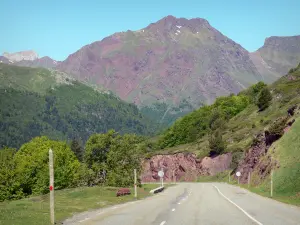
[209,129,226,155]
[14,136,81,196]
[256,87,272,111]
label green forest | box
[0,63,157,148]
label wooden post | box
[248,172,251,188]
[49,149,55,224]
[134,169,137,199]
[271,170,273,198]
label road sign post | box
[236,171,241,185]
[158,170,164,187]
[134,169,137,199]
[49,149,55,225]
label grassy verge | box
[196,171,230,182]
[0,184,162,225]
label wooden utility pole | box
[49,149,55,224]
[134,169,137,199]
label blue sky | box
[1,0,299,61]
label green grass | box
[0,184,162,225]
[197,171,230,182]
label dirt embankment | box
[141,152,232,182]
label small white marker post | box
[49,149,55,224]
[236,171,241,185]
[173,170,175,184]
[248,172,251,188]
[134,169,137,199]
[271,169,273,198]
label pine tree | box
[256,87,272,111]
[71,138,84,162]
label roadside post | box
[158,170,164,187]
[134,169,137,199]
[228,171,231,183]
[49,149,55,225]
[248,172,251,188]
[271,169,273,198]
[236,171,241,185]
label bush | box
[0,148,21,201]
[230,151,244,171]
[14,136,81,196]
[209,129,226,155]
[268,117,288,137]
[256,87,272,111]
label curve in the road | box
[213,185,263,225]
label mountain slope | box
[155,62,300,157]
[251,35,300,81]
[14,56,60,69]
[57,15,267,107]
[0,63,157,148]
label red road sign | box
[49,185,53,191]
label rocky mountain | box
[250,35,300,79]
[57,15,269,107]
[14,56,60,69]
[1,51,59,69]
[0,56,12,64]
[3,50,38,62]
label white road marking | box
[160,221,166,225]
[79,218,90,223]
[178,202,181,205]
[172,208,176,212]
[213,185,263,225]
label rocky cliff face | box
[141,152,232,182]
[57,15,264,107]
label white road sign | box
[236,171,241,177]
[158,170,164,178]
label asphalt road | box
[64,183,300,225]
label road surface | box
[64,183,300,225]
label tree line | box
[0,130,146,202]
[158,81,273,155]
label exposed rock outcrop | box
[141,152,232,182]
[236,109,298,184]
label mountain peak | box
[3,50,39,62]
[145,15,210,33]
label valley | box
[1,12,300,225]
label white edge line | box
[79,217,90,223]
[213,185,263,225]
[160,221,166,225]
